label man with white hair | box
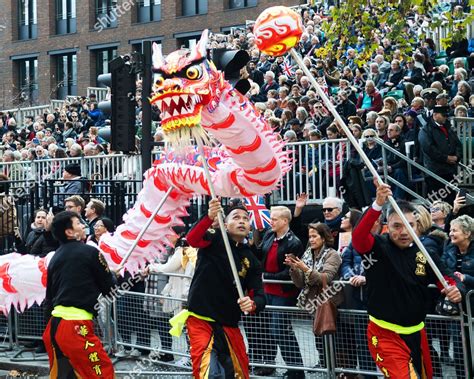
[69,144,83,158]
[292,194,346,248]
[250,70,279,103]
[256,53,271,74]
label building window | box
[182,0,207,16]
[56,53,77,99]
[176,36,199,49]
[132,40,161,54]
[137,0,161,23]
[95,0,118,29]
[18,0,37,40]
[229,0,257,9]
[95,48,118,85]
[56,0,76,35]
[17,58,39,104]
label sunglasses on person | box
[322,207,336,213]
[430,207,441,213]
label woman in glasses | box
[361,129,382,198]
[430,200,452,230]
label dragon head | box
[150,29,223,147]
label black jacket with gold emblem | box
[186,216,266,327]
[44,240,116,317]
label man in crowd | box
[356,80,383,116]
[84,199,105,233]
[253,206,304,378]
[418,105,462,204]
[43,211,116,378]
[352,183,462,378]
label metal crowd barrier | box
[0,154,143,184]
[453,117,474,186]
[4,285,473,377]
[109,279,473,378]
[0,104,51,127]
[271,138,351,205]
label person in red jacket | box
[178,199,266,379]
[356,80,383,116]
[352,182,462,379]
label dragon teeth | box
[164,98,172,107]
[173,109,180,116]
[172,96,180,106]
[182,94,189,103]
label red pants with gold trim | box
[367,321,433,379]
[187,316,249,379]
[43,317,115,378]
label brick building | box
[0,0,299,109]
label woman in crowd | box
[286,223,343,369]
[361,129,382,198]
[29,210,58,257]
[442,215,474,379]
[87,217,115,247]
[25,209,48,252]
[430,201,453,229]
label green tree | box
[316,0,474,65]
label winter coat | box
[30,230,59,257]
[257,228,304,292]
[290,246,343,315]
[418,118,462,176]
[442,241,474,292]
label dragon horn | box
[152,42,165,69]
[189,29,209,62]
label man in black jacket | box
[418,105,462,204]
[183,199,265,379]
[42,211,116,378]
[253,206,304,378]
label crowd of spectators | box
[0,2,473,376]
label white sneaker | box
[114,347,130,358]
[129,348,142,358]
[175,357,192,368]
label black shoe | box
[283,370,305,379]
[159,353,174,362]
[253,366,276,376]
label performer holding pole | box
[43,211,116,378]
[252,6,464,378]
[169,198,266,378]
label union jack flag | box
[243,196,271,230]
[280,56,296,78]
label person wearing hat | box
[418,105,462,204]
[421,87,440,114]
[436,92,450,107]
[59,163,85,200]
[173,198,265,379]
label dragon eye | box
[185,66,202,80]
[154,75,164,87]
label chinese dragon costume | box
[0,29,290,314]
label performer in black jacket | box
[175,199,265,379]
[43,211,116,378]
[352,183,462,378]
